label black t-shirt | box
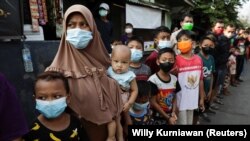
[23,115,89,141]
[95,18,113,54]
[215,35,231,68]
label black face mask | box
[202,47,212,55]
[159,62,174,73]
[209,47,215,55]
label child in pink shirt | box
[174,30,205,125]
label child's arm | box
[171,81,181,123]
[199,80,205,112]
[171,97,178,121]
[123,79,138,112]
[207,74,213,101]
[150,95,171,122]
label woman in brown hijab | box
[46,4,123,141]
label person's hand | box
[123,102,132,112]
[199,99,205,112]
[171,112,178,120]
[168,115,177,125]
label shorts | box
[151,112,171,125]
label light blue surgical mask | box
[158,40,172,49]
[99,9,108,17]
[131,49,143,62]
[133,101,149,111]
[66,28,93,49]
[36,97,67,119]
[129,108,147,118]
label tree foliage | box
[191,0,249,28]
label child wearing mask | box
[175,30,205,125]
[121,23,134,44]
[145,26,172,74]
[128,36,151,81]
[107,45,138,141]
[24,71,88,141]
[148,48,180,125]
[197,36,217,123]
[228,47,240,86]
[129,80,153,125]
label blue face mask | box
[66,28,93,49]
[36,97,67,119]
[158,40,172,49]
[133,101,149,111]
[129,108,147,118]
[131,49,143,62]
[99,9,108,17]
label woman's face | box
[67,13,91,31]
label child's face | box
[111,51,131,74]
[177,35,191,42]
[154,31,171,45]
[200,39,215,49]
[35,79,68,101]
[177,35,193,54]
[157,52,175,64]
[127,40,143,51]
[234,49,240,56]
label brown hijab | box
[46,4,122,125]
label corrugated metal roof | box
[127,0,169,11]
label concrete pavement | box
[200,61,250,124]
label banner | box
[126,4,161,29]
[0,0,23,39]
[128,125,249,140]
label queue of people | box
[1,3,250,141]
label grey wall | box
[0,41,60,125]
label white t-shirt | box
[175,55,203,111]
[148,73,179,113]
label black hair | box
[229,47,240,56]
[234,47,240,50]
[225,23,235,29]
[137,80,151,97]
[199,34,216,44]
[153,26,171,38]
[212,19,224,27]
[176,30,195,41]
[126,36,144,47]
[180,13,193,22]
[34,71,70,95]
[157,48,175,59]
[125,23,133,28]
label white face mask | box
[158,40,172,49]
[99,9,108,17]
[125,28,133,34]
[36,97,67,119]
[130,49,143,62]
[225,32,233,39]
[66,28,93,49]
